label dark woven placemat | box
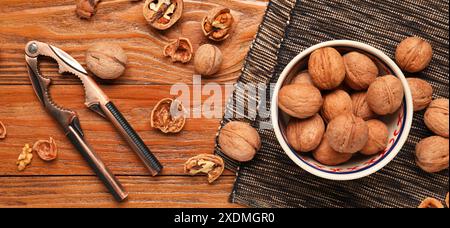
[214,0,449,208]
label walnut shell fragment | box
[0,121,6,139]
[418,197,444,208]
[184,154,224,183]
[202,7,234,41]
[33,137,58,161]
[163,37,193,63]
[143,0,184,30]
[151,98,186,133]
[76,0,100,19]
[17,144,33,171]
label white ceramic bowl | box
[271,40,413,181]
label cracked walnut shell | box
[184,154,224,183]
[343,51,379,90]
[308,47,346,90]
[321,90,353,123]
[151,98,186,133]
[0,121,6,139]
[33,137,58,161]
[143,0,184,30]
[202,7,234,42]
[367,75,404,115]
[286,114,325,153]
[415,136,449,173]
[396,37,433,73]
[278,84,323,119]
[424,98,449,138]
[163,37,193,63]
[407,78,433,111]
[418,197,444,208]
[326,114,369,154]
[218,121,261,162]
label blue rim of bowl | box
[281,99,407,175]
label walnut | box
[218,121,260,162]
[163,37,193,63]
[278,84,323,119]
[33,137,58,161]
[361,120,389,155]
[17,144,33,171]
[86,43,127,80]
[291,71,313,86]
[418,197,444,208]
[143,0,184,30]
[313,135,352,166]
[76,0,100,19]
[343,51,379,90]
[184,154,224,183]
[446,193,449,208]
[194,44,223,77]
[308,47,346,90]
[150,98,186,133]
[321,90,353,123]
[424,98,449,138]
[396,36,433,73]
[351,92,378,121]
[0,121,6,139]
[367,75,404,115]
[326,114,369,154]
[202,7,234,42]
[415,136,449,173]
[286,114,325,153]
[407,78,433,111]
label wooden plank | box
[0,85,234,176]
[0,0,267,85]
[0,176,241,208]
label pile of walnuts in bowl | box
[279,37,449,172]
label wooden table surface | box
[0,0,267,208]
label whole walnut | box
[286,114,325,152]
[321,90,353,123]
[218,121,261,162]
[194,44,223,77]
[351,92,378,120]
[395,36,433,73]
[424,98,449,138]
[278,84,323,119]
[407,78,433,111]
[415,136,449,173]
[367,75,404,115]
[343,52,379,90]
[86,43,127,80]
[308,47,346,90]
[312,136,353,166]
[291,71,313,86]
[361,120,389,155]
[326,114,369,154]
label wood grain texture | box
[0,0,267,85]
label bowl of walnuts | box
[271,40,414,181]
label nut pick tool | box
[25,41,163,201]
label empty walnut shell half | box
[33,137,58,161]
[202,7,234,42]
[418,197,444,208]
[0,121,6,139]
[151,98,186,133]
[143,0,184,30]
[184,154,224,183]
[163,37,193,63]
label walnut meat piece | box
[351,92,378,121]
[76,0,100,19]
[361,120,389,155]
[163,37,193,63]
[202,7,234,41]
[33,137,58,161]
[367,75,404,115]
[424,98,449,138]
[407,78,433,111]
[0,121,6,139]
[321,90,353,123]
[278,84,323,119]
[143,0,184,30]
[396,37,433,73]
[184,154,224,183]
[415,136,449,173]
[418,197,444,208]
[17,144,33,171]
[326,114,369,154]
[218,121,260,162]
[343,52,379,90]
[308,47,346,90]
[313,136,352,166]
[286,114,325,153]
[151,98,186,133]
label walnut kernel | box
[17,144,33,171]
[184,154,224,183]
[143,0,184,30]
